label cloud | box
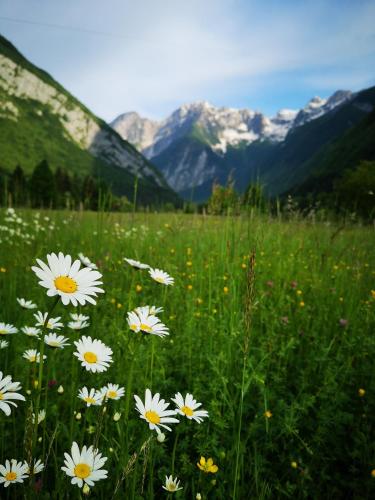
[1,0,375,119]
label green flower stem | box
[30,296,59,469]
[171,425,181,475]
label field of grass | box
[0,208,374,499]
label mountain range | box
[1,33,374,207]
[112,88,375,202]
[0,35,178,205]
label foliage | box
[207,179,239,215]
[334,161,375,218]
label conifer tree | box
[10,165,27,206]
[29,159,57,208]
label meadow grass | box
[0,208,374,499]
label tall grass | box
[0,208,374,498]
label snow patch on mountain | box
[112,91,352,159]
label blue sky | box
[0,0,374,121]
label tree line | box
[0,159,120,210]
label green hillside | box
[291,108,375,197]
[255,86,375,195]
[0,35,179,205]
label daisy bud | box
[26,389,32,395]
[38,436,42,442]
[196,494,202,500]
[75,412,82,421]
[57,385,64,394]
[157,432,166,443]
[113,412,121,422]
[82,484,90,495]
[33,380,39,389]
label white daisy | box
[44,333,70,349]
[32,409,46,425]
[162,475,183,492]
[100,383,125,401]
[26,459,44,475]
[171,393,209,423]
[34,311,63,330]
[134,388,179,434]
[0,459,29,487]
[74,336,113,373]
[78,253,98,270]
[124,258,150,270]
[17,298,37,310]
[0,372,25,416]
[127,309,169,338]
[0,323,18,336]
[135,305,164,316]
[22,349,46,363]
[21,326,41,338]
[68,320,90,331]
[31,252,104,306]
[148,268,174,286]
[78,387,103,407]
[70,313,90,322]
[0,340,9,349]
[61,442,108,488]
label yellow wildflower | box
[197,456,218,473]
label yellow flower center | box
[145,410,160,424]
[74,463,91,479]
[0,392,3,400]
[54,276,78,294]
[0,329,8,335]
[107,390,117,399]
[140,323,152,332]
[84,397,96,404]
[130,324,138,331]
[30,355,37,362]
[83,351,98,364]
[5,471,17,481]
[155,277,165,284]
[167,483,177,491]
[182,405,194,417]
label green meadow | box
[0,208,374,498]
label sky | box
[0,0,374,122]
